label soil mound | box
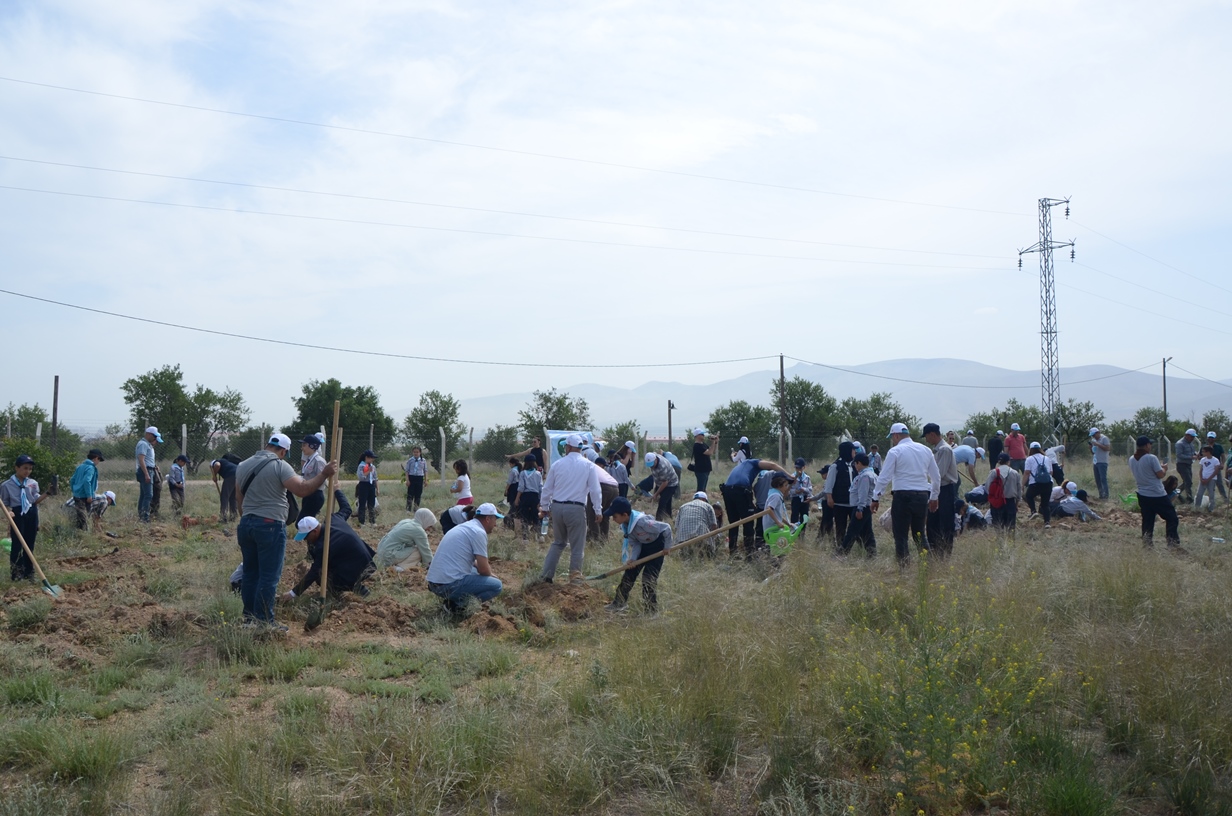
[469,610,519,638]
[319,595,420,635]
[515,581,608,623]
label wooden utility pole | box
[778,354,787,463]
[51,376,60,453]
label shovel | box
[586,508,772,580]
[2,504,62,597]
[306,405,342,632]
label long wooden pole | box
[2,504,59,597]
[586,507,773,580]
[320,402,342,599]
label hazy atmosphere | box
[3,0,1230,431]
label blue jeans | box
[695,470,711,492]
[431,574,503,604]
[237,516,287,623]
[1093,462,1109,499]
[136,469,153,522]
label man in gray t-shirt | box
[235,434,337,626]
[1129,436,1180,548]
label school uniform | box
[355,461,378,524]
[789,471,812,523]
[612,511,673,612]
[839,467,877,556]
[168,462,186,513]
[516,468,543,527]
[404,456,428,509]
[2,475,40,580]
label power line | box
[784,355,1157,390]
[0,75,1033,218]
[0,154,1009,260]
[1075,261,1232,319]
[1168,364,1232,391]
[0,286,776,369]
[1070,218,1232,296]
[0,183,1013,270]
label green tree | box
[1054,399,1105,450]
[600,420,642,451]
[401,390,468,463]
[121,365,193,442]
[771,376,839,459]
[837,393,919,445]
[0,403,82,452]
[474,424,523,464]
[1201,409,1232,440]
[705,400,778,458]
[1109,407,1188,446]
[518,389,592,437]
[963,398,1050,445]
[0,438,78,491]
[186,386,250,448]
[285,379,396,451]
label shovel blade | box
[304,599,329,632]
[41,581,62,598]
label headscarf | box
[414,508,437,530]
[836,441,855,464]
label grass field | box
[2,459,1231,815]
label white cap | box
[624,440,636,452]
[693,491,708,500]
[268,433,293,450]
[104,490,117,503]
[145,426,164,443]
[294,516,320,540]
[1089,427,1100,436]
[1186,428,1197,436]
[565,433,585,448]
[1208,431,1217,438]
[645,452,656,467]
[475,502,504,518]
[738,436,749,444]
[594,441,604,452]
[976,447,986,457]
[1066,481,1078,492]
[887,422,910,436]
[966,429,974,435]
[1030,441,1042,449]
[693,428,706,437]
[1011,423,1021,431]
[996,430,1005,436]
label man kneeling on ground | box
[426,502,504,614]
[284,489,376,600]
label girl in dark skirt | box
[514,454,542,537]
[503,457,522,529]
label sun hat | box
[474,502,504,518]
[294,517,320,541]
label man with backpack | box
[984,452,1021,530]
[1022,441,1054,528]
[822,442,857,554]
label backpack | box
[1032,455,1051,485]
[988,468,1006,509]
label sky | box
[2,0,1230,435]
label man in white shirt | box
[538,433,603,584]
[871,423,941,564]
[426,503,504,614]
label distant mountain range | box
[433,359,1231,437]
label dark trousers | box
[890,490,929,562]
[356,482,377,524]
[839,506,876,555]
[298,489,325,522]
[518,492,540,527]
[637,475,654,495]
[596,483,619,539]
[219,475,237,521]
[926,483,958,555]
[1138,493,1180,546]
[790,496,809,524]
[695,470,711,492]
[618,483,629,499]
[655,486,675,521]
[169,484,185,514]
[1024,482,1052,523]
[720,484,756,555]
[73,497,92,530]
[614,532,665,612]
[1176,462,1194,500]
[406,475,424,509]
[818,500,835,539]
[150,467,163,519]
[990,499,1018,530]
[827,505,852,553]
[8,505,37,580]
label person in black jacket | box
[821,442,856,553]
[985,431,1004,473]
[284,490,375,599]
